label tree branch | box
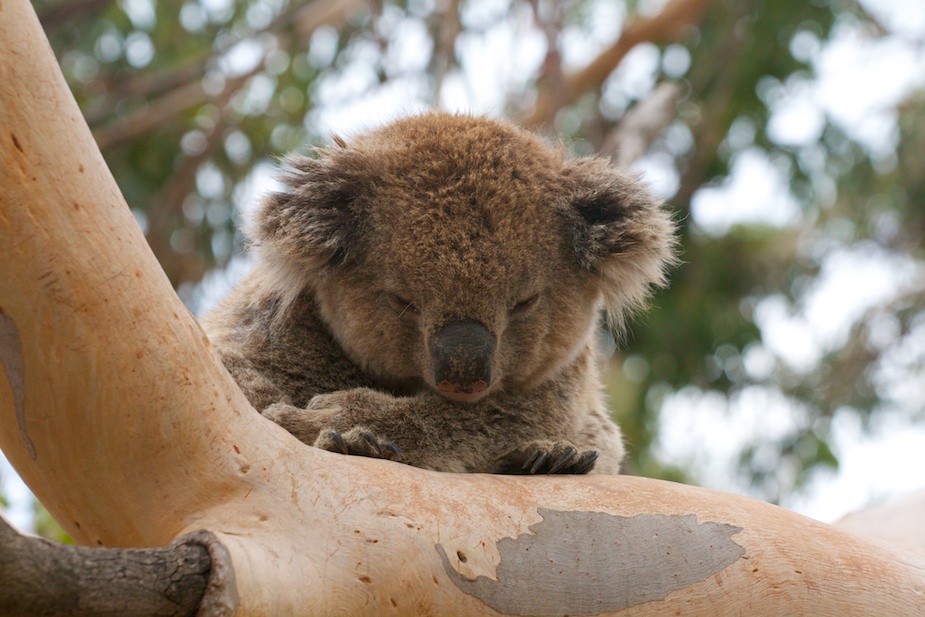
[0,515,227,617]
[83,58,211,128]
[522,0,714,128]
[428,0,461,105]
[37,0,112,35]
[2,1,925,614]
[527,0,568,124]
[600,81,684,167]
[294,0,371,40]
[89,0,362,149]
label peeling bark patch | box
[0,310,35,459]
[437,508,745,616]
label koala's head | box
[252,113,676,401]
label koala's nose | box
[431,319,496,402]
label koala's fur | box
[202,112,676,474]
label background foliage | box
[4,0,923,530]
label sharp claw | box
[384,444,404,462]
[572,451,599,474]
[359,431,382,456]
[329,430,350,455]
[521,450,542,471]
[529,451,550,474]
[547,447,578,474]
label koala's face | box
[311,164,604,401]
[255,113,675,401]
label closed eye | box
[386,292,419,317]
[510,294,539,315]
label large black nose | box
[431,319,495,401]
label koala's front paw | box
[491,441,599,475]
[262,402,328,445]
[314,427,404,462]
[305,389,405,463]
[304,388,390,414]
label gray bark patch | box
[0,310,35,459]
[437,508,745,616]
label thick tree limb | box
[835,489,925,549]
[1,1,925,615]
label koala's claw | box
[359,431,382,456]
[547,447,578,474]
[383,443,404,462]
[522,450,548,474]
[571,450,599,474]
[316,428,404,463]
[328,430,351,455]
[494,443,598,475]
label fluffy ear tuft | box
[246,148,368,308]
[563,158,679,333]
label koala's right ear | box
[562,158,678,333]
[249,147,369,280]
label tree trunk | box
[1,0,923,615]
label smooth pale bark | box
[1,1,924,615]
[835,489,925,549]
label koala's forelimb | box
[262,385,613,474]
[318,427,405,463]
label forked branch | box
[1,1,923,615]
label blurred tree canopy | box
[24,0,925,506]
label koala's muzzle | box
[431,319,496,402]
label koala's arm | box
[215,348,291,411]
[263,372,623,475]
[202,279,377,414]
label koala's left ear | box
[252,148,368,269]
[562,158,678,330]
[245,144,370,308]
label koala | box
[201,112,676,475]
